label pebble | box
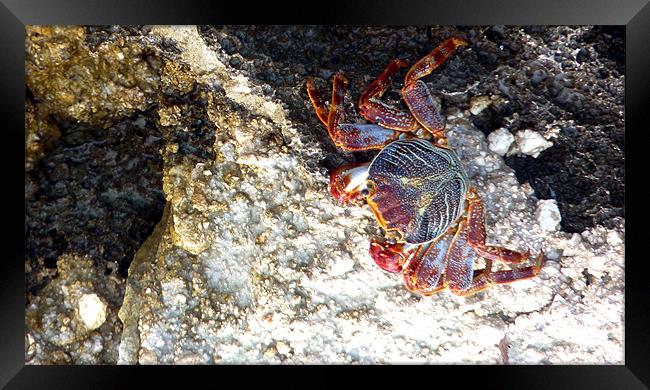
[515,130,553,158]
[469,96,491,115]
[25,333,36,361]
[576,48,590,63]
[229,55,243,69]
[544,248,563,261]
[78,293,107,331]
[535,199,562,232]
[276,341,291,355]
[606,231,622,246]
[487,128,515,156]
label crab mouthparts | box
[344,166,370,193]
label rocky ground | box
[25,25,624,364]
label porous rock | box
[536,199,562,232]
[115,26,623,364]
[25,25,161,127]
[25,255,124,364]
[515,129,554,158]
[487,127,515,156]
[26,25,624,365]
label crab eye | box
[360,188,370,197]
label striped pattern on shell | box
[367,139,468,244]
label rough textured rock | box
[487,127,515,156]
[25,255,124,364]
[25,25,161,127]
[536,199,563,232]
[26,25,624,365]
[198,25,624,234]
[515,129,554,158]
[116,26,622,364]
[25,109,167,290]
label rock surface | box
[25,255,124,364]
[25,25,624,365]
[25,26,161,127]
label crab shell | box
[365,138,469,245]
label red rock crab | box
[306,38,544,296]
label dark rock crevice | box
[25,107,167,299]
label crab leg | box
[306,77,330,125]
[402,231,454,295]
[407,273,447,296]
[446,262,495,296]
[404,37,468,87]
[308,73,402,150]
[465,187,535,264]
[402,81,446,139]
[327,74,399,150]
[444,217,483,296]
[444,251,544,296]
[488,252,545,284]
[401,37,468,140]
[358,59,420,132]
[330,123,403,151]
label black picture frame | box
[3,0,647,388]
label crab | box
[306,37,545,296]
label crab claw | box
[369,237,410,273]
[329,163,370,205]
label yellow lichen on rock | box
[25,25,161,127]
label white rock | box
[78,293,107,331]
[487,128,515,156]
[469,95,491,115]
[536,199,562,232]
[606,231,622,246]
[276,341,291,355]
[515,130,553,158]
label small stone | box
[515,130,553,158]
[133,116,147,129]
[535,199,562,232]
[544,248,563,261]
[606,231,622,246]
[487,128,515,156]
[25,333,36,361]
[576,48,590,63]
[229,54,243,69]
[562,233,585,257]
[560,267,578,278]
[469,95,491,115]
[263,346,277,359]
[276,341,291,355]
[78,293,107,331]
